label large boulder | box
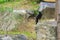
[42,8,55,19]
[0,34,28,40]
[13,34,28,40]
[35,19,57,40]
[1,35,13,40]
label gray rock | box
[0,34,28,40]
[2,36,13,40]
[35,19,57,40]
[13,34,27,40]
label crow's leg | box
[36,17,38,24]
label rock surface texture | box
[35,19,57,40]
[0,34,27,40]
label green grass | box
[0,31,36,39]
[0,31,20,34]
[0,0,39,10]
[22,31,36,38]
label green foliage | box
[0,7,13,12]
[0,0,42,4]
[27,0,41,3]
[0,0,6,3]
[21,31,36,39]
[0,0,14,4]
[34,10,39,16]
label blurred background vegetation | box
[0,0,55,40]
[0,0,41,40]
[0,0,41,10]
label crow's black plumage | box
[36,12,42,24]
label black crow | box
[36,12,42,24]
